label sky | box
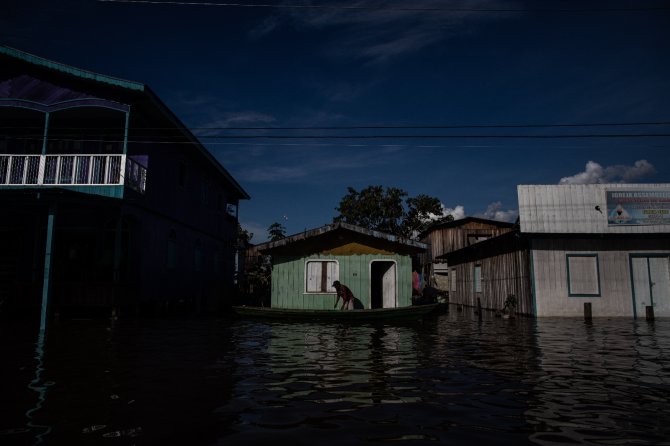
[3,0,669,242]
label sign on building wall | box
[606,190,670,225]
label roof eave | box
[256,222,427,254]
[0,45,145,92]
[1,45,250,201]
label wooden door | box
[631,256,670,318]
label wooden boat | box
[232,303,440,322]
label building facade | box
[519,184,669,317]
[0,46,249,321]
[440,184,670,318]
[419,217,516,292]
[255,223,426,310]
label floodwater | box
[1,308,669,445]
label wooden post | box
[113,214,123,283]
[40,205,56,332]
[584,302,592,320]
[112,213,123,316]
[477,297,482,320]
[646,305,655,321]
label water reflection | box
[1,318,237,445]
[527,319,670,445]
[220,316,534,444]
[1,311,669,445]
[25,330,53,444]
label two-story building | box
[0,46,249,322]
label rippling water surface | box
[1,309,669,445]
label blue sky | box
[4,0,669,242]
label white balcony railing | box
[0,154,146,194]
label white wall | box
[531,238,670,317]
[518,184,670,234]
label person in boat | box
[333,280,355,310]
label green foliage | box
[237,222,253,244]
[267,222,287,242]
[334,185,447,238]
[246,257,271,289]
[241,255,272,306]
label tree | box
[237,222,253,245]
[334,185,448,239]
[267,222,287,242]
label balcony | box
[0,154,147,195]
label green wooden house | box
[255,223,427,310]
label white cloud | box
[248,15,282,40]
[559,160,604,185]
[314,80,376,102]
[619,159,657,182]
[171,91,277,129]
[251,0,522,64]
[231,146,404,184]
[238,165,309,183]
[197,111,277,128]
[559,159,656,184]
[426,203,466,221]
[475,201,518,223]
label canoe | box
[231,303,440,322]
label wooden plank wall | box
[451,249,533,315]
[271,254,413,309]
[422,221,514,262]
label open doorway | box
[370,260,397,309]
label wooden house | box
[418,217,515,291]
[438,184,670,318]
[254,222,427,310]
[436,230,533,315]
[0,46,249,322]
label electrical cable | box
[2,120,670,132]
[96,0,670,13]
[2,134,670,146]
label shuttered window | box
[566,254,601,297]
[450,268,457,293]
[305,260,339,293]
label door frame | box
[368,260,397,309]
[629,253,670,318]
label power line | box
[2,120,669,132]
[96,0,670,13]
[169,133,670,140]
[3,134,670,145]
[194,133,670,139]
[180,121,670,131]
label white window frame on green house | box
[566,254,601,297]
[304,259,339,294]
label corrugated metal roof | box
[419,216,515,238]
